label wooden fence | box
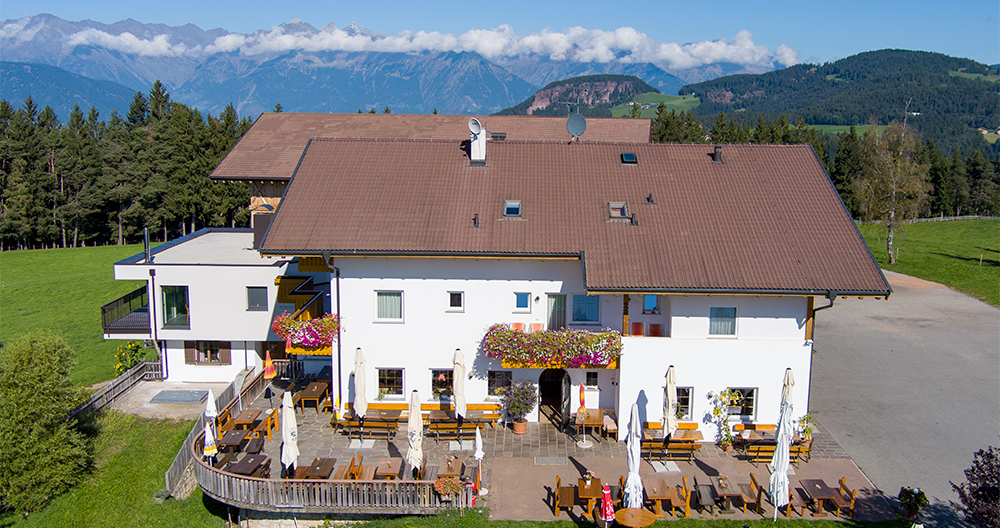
[271,359,304,380]
[192,452,474,514]
[68,360,164,420]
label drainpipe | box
[805,291,836,416]
[149,268,166,379]
[322,251,343,407]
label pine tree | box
[831,126,862,216]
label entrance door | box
[538,368,570,429]
[561,371,571,430]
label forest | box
[0,82,253,250]
[1,84,997,251]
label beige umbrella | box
[663,365,678,438]
[353,347,367,418]
[405,390,423,477]
[281,390,299,475]
[769,368,795,520]
[453,348,467,419]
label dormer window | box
[609,202,629,219]
[504,200,522,217]
[621,152,637,164]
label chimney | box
[469,117,486,164]
[712,145,723,163]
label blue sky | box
[2,0,997,65]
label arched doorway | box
[538,368,570,430]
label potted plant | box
[707,389,737,451]
[797,413,815,447]
[583,469,597,487]
[500,379,537,435]
[434,477,463,501]
[898,486,929,519]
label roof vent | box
[621,152,638,164]
[712,145,723,163]
[646,193,655,205]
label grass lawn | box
[611,94,700,118]
[809,124,885,136]
[858,219,1000,306]
[0,411,226,528]
[0,244,153,387]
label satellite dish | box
[567,113,587,138]
[468,117,483,135]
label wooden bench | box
[784,487,810,517]
[253,408,280,439]
[830,477,857,518]
[212,452,234,470]
[790,441,812,463]
[666,441,702,463]
[737,472,763,514]
[553,475,577,517]
[746,442,777,466]
[733,423,775,452]
[217,408,234,433]
[468,403,502,427]
[341,419,398,440]
[694,477,717,513]
[641,438,666,461]
[244,435,265,454]
[332,456,355,480]
[428,421,479,443]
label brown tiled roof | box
[261,140,889,295]
[211,113,652,182]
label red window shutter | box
[184,341,196,364]
[218,342,231,365]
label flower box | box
[483,324,622,369]
[500,358,619,369]
[288,344,332,356]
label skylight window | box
[609,202,629,219]
[504,200,522,217]
[621,152,637,164]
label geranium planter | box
[500,358,619,369]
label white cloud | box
[45,21,792,69]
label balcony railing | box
[101,286,150,335]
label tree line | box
[0,81,253,251]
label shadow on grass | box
[930,251,1000,267]
[201,493,235,524]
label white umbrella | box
[473,425,485,461]
[205,388,218,420]
[405,390,424,476]
[281,390,299,476]
[452,349,467,419]
[353,347,367,418]
[769,368,795,519]
[203,422,218,458]
[663,365,678,438]
[623,403,644,509]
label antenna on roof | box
[567,113,586,140]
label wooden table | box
[228,454,267,476]
[305,457,337,479]
[218,429,251,452]
[710,476,742,513]
[643,476,671,517]
[671,429,703,442]
[370,409,402,421]
[232,409,261,430]
[614,507,657,528]
[575,409,603,442]
[801,478,836,517]
[299,382,328,413]
[439,457,462,478]
[577,477,603,513]
[376,457,403,479]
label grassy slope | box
[858,219,1000,306]
[610,94,700,118]
[0,244,149,387]
[1,412,224,528]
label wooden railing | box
[68,360,163,420]
[191,448,474,513]
[271,359,304,380]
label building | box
[102,112,889,436]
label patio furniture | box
[212,452,234,470]
[665,440,702,462]
[333,456,355,480]
[428,420,478,444]
[577,477,602,513]
[694,476,717,513]
[228,454,268,476]
[643,476,671,517]
[376,457,402,479]
[602,410,618,440]
[801,478,837,517]
[784,487,810,517]
[298,381,329,413]
[711,476,743,513]
[252,408,279,439]
[244,434,265,454]
[831,477,857,518]
[614,507,657,528]
[666,476,691,517]
[232,409,261,430]
[737,472,764,514]
[218,429,251,453]
[439,457,462,478]
[305,457,337,479]
[575,408,603,442]
[553,475,577,517]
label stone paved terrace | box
[223,381,895,523]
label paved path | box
[812,270,999,525]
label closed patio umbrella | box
[204,388,218,438]
[405,390,423,478]
[263,350,276,405]
[353,347,367,419]
[202,422,218,459]
[453,348,467,419]
[663,365,678,438]
[281,390,299,477]
[600,483,615,524]
[769,368,795,519]
[623,403,644,509]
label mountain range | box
[0,14,771,119]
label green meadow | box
[611,94,701,118]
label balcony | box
[101,286,151,335]
[483,323,623,369]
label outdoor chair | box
[832,477,857,518]
[554,475,577,517]
[737,472,763,514]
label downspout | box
[149,268,166,379]
[805,292,836,416]
[322,251,343,407]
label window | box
[514,292,530,312]
[642,295,659,314]
[676,387,692,420]
[547,294,567,329]
[572,294,599,323]
[431,369,453,399]
[585,371,599,387]
[184,341,231,365]
[621,152,638,164]
[448,291,464,312]
[162,286,190,328]
[504,200,522,217]
[726,388,757,417]
[609,202,629,219]
[488,371,512,397]
[709,307,737,336]
[376,291,403,321]
[247,287,268,311]
[378,368,403,397]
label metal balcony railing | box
[101,286,150,335]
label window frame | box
[247,286,268,312]
[504,200,522,217]
[585,371,599,388]
[514,292,531,313]
[375,290,404,322]
[185,340,231,365]
[642,294,660,314]
[571,294,600,324]
[430,369,454,399]
[709,306,737,336]
[726,387,757,418]
[162,285,190,329]
[487,370,512,399]
[447,291,465,312]
[675,386,693,420]
[377,368,404,398]
[608,202,629,219]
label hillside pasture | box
[810,124,886,136]
[611,93,700,117]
